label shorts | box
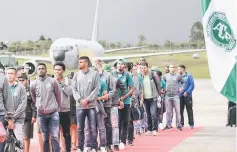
[70,114,77,125]
[23,120,34,139]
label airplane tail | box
[91,0,100,42]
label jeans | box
[144,98,158,131]
[59,112,71,152]
[38,111,60,152]
[127,108,134,142]
[104,107,112,147]
[134,120,142,133]
[119,104,130,144]
[180,96,194,126]
[85,111,106,148]
[111,107,119,146]
[165,96,181,128]
[77,108,97,150]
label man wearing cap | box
[18,73,37,152]
[102,64,127,151]
[6,67,27,148]
[94,60,114,152]
[0,69,14,151]
[112,58,134,149]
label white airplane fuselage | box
[49,37,104,69]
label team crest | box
[207,12,236,52]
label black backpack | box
[4,130,22,152]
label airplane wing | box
[14,55,51,63]
[104,46,147,53]
[14,49,205,64]
[94,49,206,63]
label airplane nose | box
[53,51,66,61]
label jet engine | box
[23,60,38,76]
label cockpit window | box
[53,45,73,51]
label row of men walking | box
[0,56,195,152]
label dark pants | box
[119,104,130,144]
[38,111,60,152]
[59,112,71,152]
[228,101,236,109]
[144,98,158,131]
[104,107,112,147]
[127,108,134,142]
[77,108,97,150]
[180,96,194,127]
[227,101,236,124]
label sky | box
[0,0,202,45]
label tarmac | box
[170,79,236,152]
[30,79,236,152]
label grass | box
[17,51,210,79]
[126,51,210,79]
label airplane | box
[13,0,205,76]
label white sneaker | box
[100,147,106,152]
[119,142,125,150]
[145,131,152,136]
[83,147,90,152]
[159,123,164,130]
[91,149,97,152]
[152,130,158,136]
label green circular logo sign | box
[207,12,236,52]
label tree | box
[190,21,204,43]
[126,44,132,47]
[39,35,46,41]
[137,34,147,46]
[164,40,175,49]
[47,38,52,42]
[98,40,107,48]
[115,42,121,48]
[109,43,115,48]
[148,44,160,49]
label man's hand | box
[55,75,62,83]
[120,96,125,102]
[179,88,184,93]
[118,100,124,109]
[140,99,144,106]
[0,136,6,143]
[31,117,36,124]
[8,119,14,129]
[157,102,161,108]
[157,96,162,103]
[81,99,89,108]
[183,92,188,97]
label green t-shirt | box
[113,71,134,104]
[160,79,166,89]
[98,79,107,97]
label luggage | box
[228,106,236,127]
[4,129,22,152]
